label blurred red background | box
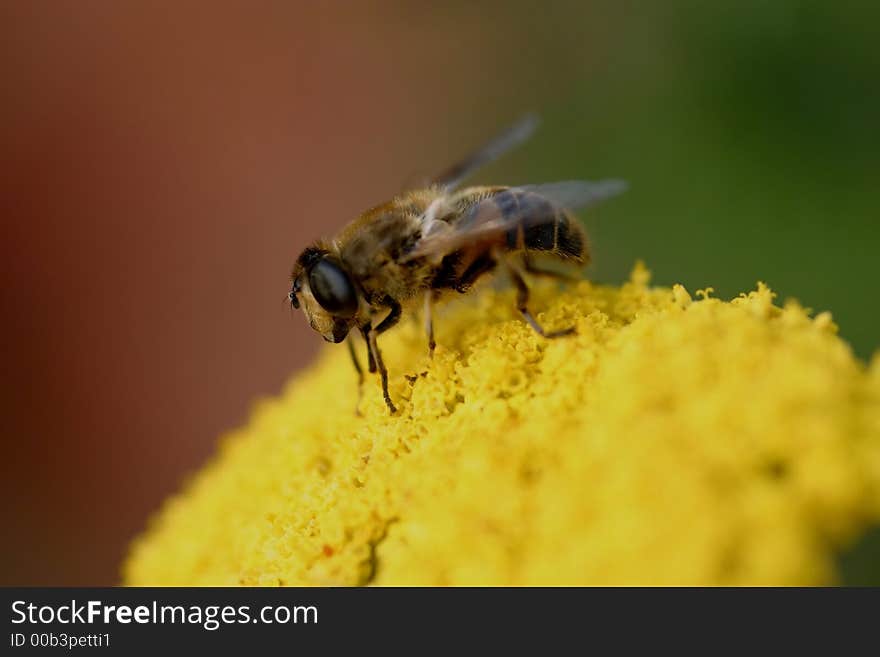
[1,2,531,585]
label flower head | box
[124,264,880,585]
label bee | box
[288,115,626,413]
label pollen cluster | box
[124,264,880,585]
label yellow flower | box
[124,263,880,585]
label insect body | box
[288,116,626,413]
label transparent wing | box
[404,179,628,261]
[431,114,540,191]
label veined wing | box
[431,114,540,191]
[403,179,627,261]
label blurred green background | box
[450,1,878,360]
[2,1,877,585]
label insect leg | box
[347,336,365,416]
[370,298,402,413]
[360,325,376,373]
[522,254,582,283]
[374,298,402,334]
[424,290,436,358]
[453,253,497,293]
[367,328,397,414]
[504,255,575,338]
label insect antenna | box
[283,293,295,317]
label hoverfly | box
[288,115,626,413]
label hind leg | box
[502,254,576,338]
[521,253,583,283]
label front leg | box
[347,336,365,416]
[367,328,396,414]
[360,324,376,373]
[374,297,402,335]
[367,297,402,414]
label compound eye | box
[308,257,358,317]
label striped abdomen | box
[429,187,590,293]
[482,187,588,263]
